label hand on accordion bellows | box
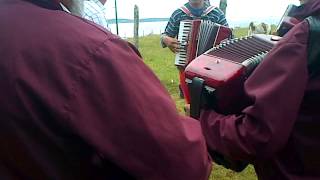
[163,35,179,53]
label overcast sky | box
[104,0,300,21]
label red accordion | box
[185,34,280,117]
[175,19,232,67]
[175,19,232,104]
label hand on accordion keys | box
[163,35,180,53]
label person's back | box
[200,0,320,179]
[0,0,211,179]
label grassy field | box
[132,27,258,180]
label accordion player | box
[175,19,232,104]
[184,34,280,171]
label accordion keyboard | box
[175,21,192,67]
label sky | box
[104,0,301,21]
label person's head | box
[189,0,205,9]
[60,0,84,16]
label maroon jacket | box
[0,0,211,179]
[200,0,320,179]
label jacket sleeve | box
[65,36,212,180]
[200,21,309,162]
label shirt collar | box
[89,0,105,10]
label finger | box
[171,45,179,52]
[172,41,179,45]
[171,48,179,54]
[172,44,179,49]
[169,47,176,53]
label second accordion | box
[185,34,280,117]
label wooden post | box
[115,0,119,35]
[219,0,227,16]
[134,5,139,48]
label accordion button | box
[271,35,282,41]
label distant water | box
[108,21,168,38]
[109,17,280,38]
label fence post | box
[134,5,139,49]
[115,0,119,35]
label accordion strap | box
[180,6,193,17]
[190,77,205,119]
[180,5,217,18]
[203,5,216,16]
[306,15,320,77]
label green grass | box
[131,28,257,179]
[232,27,250,37]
